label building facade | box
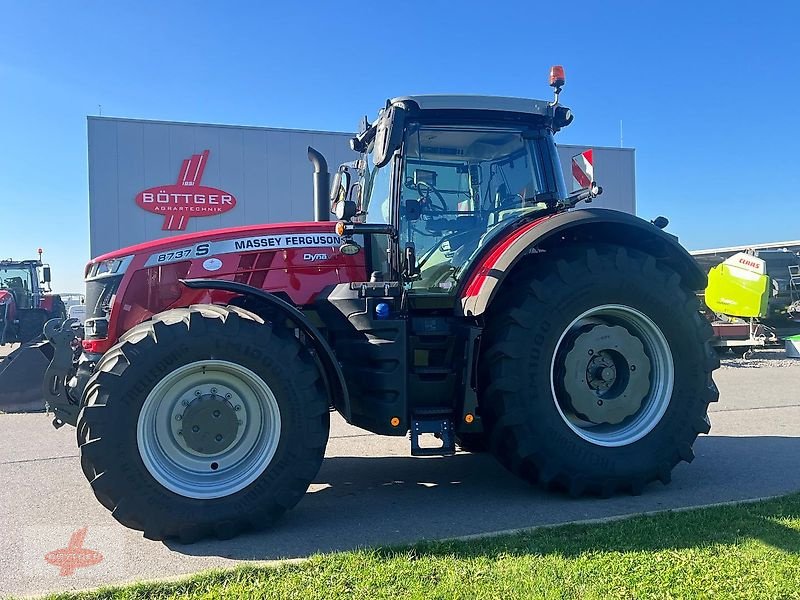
[88,117,636,257]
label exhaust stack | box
[307,147,330,222]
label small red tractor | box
[0,252,65,345]
[40,68,718,543]
[0,253,67,411]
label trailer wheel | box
[76,304,329,542]
[479,244,718,496]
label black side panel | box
[316,283,408,436]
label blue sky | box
[1,1,799,292]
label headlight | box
[88,255,133,279]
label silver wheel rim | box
[137,359,281,499]
[550,304,674,447]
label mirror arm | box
[339,222,398,239]
[560,184,603,209]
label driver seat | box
[5,277,30,309]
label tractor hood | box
[89,221,343,266]
[0,290,11,305]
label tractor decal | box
[144,234,344,266]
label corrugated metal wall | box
[88,117,636,257]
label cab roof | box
[390,95,552,116]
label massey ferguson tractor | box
[0,253,65,345]
[0,254,67,412]
[40,67,718,543]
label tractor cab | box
[0,258,51,310]
[334,85,578,298]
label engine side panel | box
[85,223,367,352]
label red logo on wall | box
[135,150,237,231]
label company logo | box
[44,526,103,576]
[738,257,760,269]
[135,150,237,231]
[303,253,329,261]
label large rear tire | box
[76,304,330,542]
[479,244,718,496]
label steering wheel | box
[415,181,448,212]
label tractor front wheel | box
[76,304,330,542]
[479,244,718,496]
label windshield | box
[399,125,565,294]
[0,266,33,292]
[0,265,35,309]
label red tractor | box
[0,254,65,345]
[42,68,718,543]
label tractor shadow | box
[164,435,800,560]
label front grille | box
[84,276,122,336]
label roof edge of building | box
[86,115,355,137]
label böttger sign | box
[135,150,237,231]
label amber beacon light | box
[549,65,566,88]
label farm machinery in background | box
[5,68,719,543]
[0,250,65,344]
[788,265,800,322]
[0,251,68,412]
[703,252,779,357]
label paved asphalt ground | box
[1,346,799,597]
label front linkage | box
[42,318,83,428]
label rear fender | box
[181,279,350,419]
[458,208,706,317]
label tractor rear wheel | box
[479,244,718,496]
[76,304,330,542]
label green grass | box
[49,493,800,600]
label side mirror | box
[329,168,351,205]
[373,104,406,168]
[333,199,357,221]
[42,266,52,283]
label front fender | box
[458,208,705,317]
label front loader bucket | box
[0,340,53,413]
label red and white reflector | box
[571,149,594,192]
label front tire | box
[76,304,330,542]
[479,244,718,496]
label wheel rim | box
[550,304,674,447]
[137,359,281,499]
